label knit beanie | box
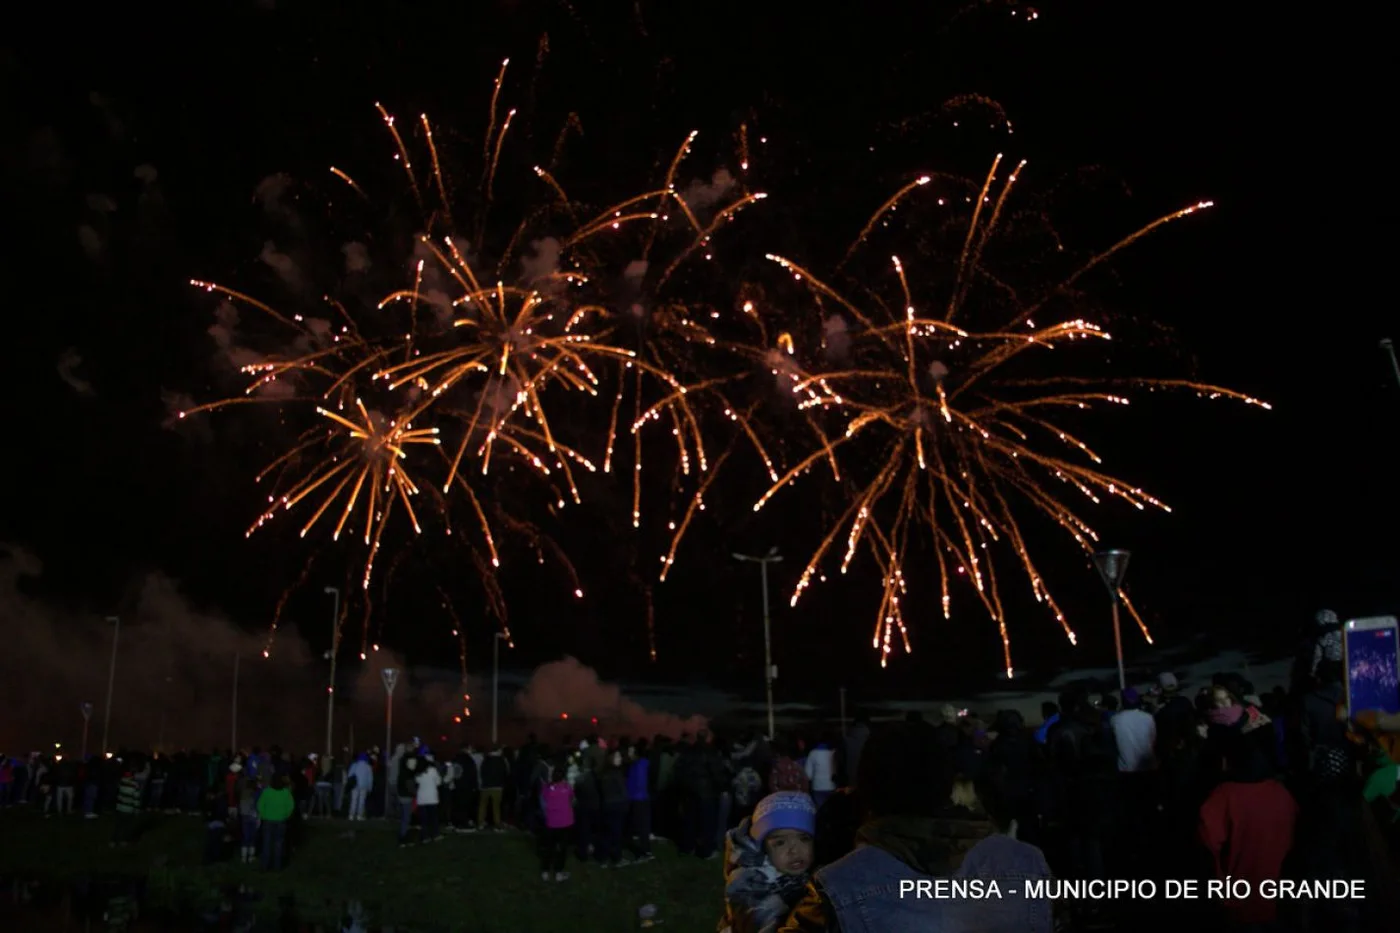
[750,791,817,845]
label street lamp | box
[733,547,783,740]
[491,632,511,746]
[101,616,120,755]
[1382,339,1400,389]
[1092,549,1132,692]
[323,586,341,761]
[80,703,93,760]
[381,667,399,818]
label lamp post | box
[381,667,399,818]
[1092,550,1132,692]
[733,547,782,740]
[80,703,93,760]
[1382,339,1400,389]
[491,632,510,746]
[323,586,341,761]
[101,616,120,755]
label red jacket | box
[1199,778,1298,923]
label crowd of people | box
[4,610,1400,931]
[715,610,1400,932]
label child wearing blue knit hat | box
[719,791,817,933]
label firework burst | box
[757,156,1269,672]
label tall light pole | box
[733,547,782,739]
[323,586,341,761]
[101,616,120,755]
[381,667,399,818]
[1382,339,1400,389]
[80,703,93,760]
[1092,550,1132,692]
[491,632,510,746]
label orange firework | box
[757,157,1269,673]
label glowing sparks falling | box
[181,72,1264,677]
[756,160,1265,669]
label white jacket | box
[805,746,836,792]
[415,765,442,805]
[348,758,374,792]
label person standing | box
[478,746,508,831]
[347,754,373,821]
[415,754,443,844]
[624,742,654,862]
[598,750,629,867]
[395,752,420,847]
[256,774,295,871]
[539,767,575,882]
[804,739,837,809]
[111,766,141,849]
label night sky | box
[2,1,1393,710]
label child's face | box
[764,829,814,875]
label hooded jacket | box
[348,756,374,793]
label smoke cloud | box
[822,314,851,362]
[520,237,562,284]
[258,241,303,292]
[56,348,95,396]
[0,547,701,756]
[342,241,371,274]
[680,168,736,215]
[513,656,707,739]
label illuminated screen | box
[1347,625,1400,715]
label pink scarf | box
[1208,705,1243,727]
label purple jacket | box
[626,758,650,801]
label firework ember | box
[757,156,1268,673]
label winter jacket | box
[347,757,374,792]
[396,756,420,798]
[657,749,678,791]
[1199,778,1298,924]
[480,752,509,789]
[721,815,811,933]
[626,758,650,801]
[116,777,141,814]
[678,743,726,800]
[840,724,870,786]
[777,817,1051,932]
[770,757,809,793]
[541,781,575,829]
[454,753,479,792]
[804,747,836,792]
[599,767,628,807]
[415,765,442,806]
[53,759,77,786]
[256,786,295,823]
[574,765,602,810]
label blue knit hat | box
[750,791,817,845]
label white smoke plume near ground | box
[512,656,707,741]
[0,546,704,757]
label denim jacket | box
[780,820,1052,933]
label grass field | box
[0,809,718,932]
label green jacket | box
[116,778,140,814]
[256,786,295,823]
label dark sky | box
[1,0,1393,708]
